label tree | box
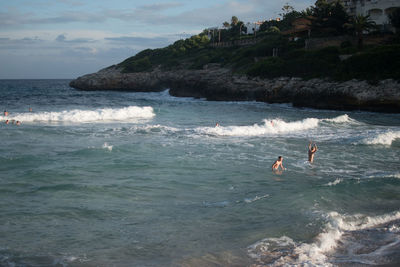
[223,21,230,28]
[311,0,350,35]
[267,26,281,33]
[388,7,400,33]
[231,16,239,26]
[351,14,376,49]
[280,3,295,17]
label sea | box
[0,79,399,267]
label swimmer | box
[272,156,285,171]
[29,107,32,112]
[5,119,9,124]
[308,141,318,163]
[16,121,21,126]
[215,123,220,127]
[4,110,8,116]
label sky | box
[0,0,314,79]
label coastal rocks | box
[69,66,400,113]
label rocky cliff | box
[69,65,400,113]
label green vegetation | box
[389,7,400,32]
[117,1,400,82]
[248,45,400,81]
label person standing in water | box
[308,141,318,163]
[272,156,285,171]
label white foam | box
[0,106,155,123]
[194,114,358,137]
[102,142,113,151]
[324,178,343,187]
[196,118,319,137]
[389,173,400,179]
[244,194,270,203]
[131,124,180,134]
[322,114,355,124]
[248,210,400,266]
[359,131,400,146]
[366,172,400,179]
[247,236,296,261]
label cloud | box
[55,34,95,43]
[103,0,313,29]
[55,34,66,42]
[105,36,170,46]
[138,2,183,11]
[1,0,314,30]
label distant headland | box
[70,1,400,113]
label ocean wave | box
[194,115,356,137]
[365,172,400,179]
[248,210,400,266]
[195,118,319,137]
[358,131,400,146]
[130,124,180,134]
[321,114,357,124]
[0,106,155,123]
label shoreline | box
[69,66,400,113]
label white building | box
[246,21,265,34]
[339,0,400,30]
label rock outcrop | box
[69,65,400,113]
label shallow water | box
[0,80,399,266]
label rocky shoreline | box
[69,65,400,113]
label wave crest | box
[248,211,400,266]
[1,106,155,123]
[322,114,355,124]
[359,131,400,146]
[196,118,319,137]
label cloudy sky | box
[0,0,314,79]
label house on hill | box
[281,17,313,38]
[330,0,400,31]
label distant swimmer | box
[4,110,8,116]
[272,156,285,171]
[5,119,9,124]
[215,123,220,127]
[308,141,318,163]
[29,107,32,112]
[16,121,21,126]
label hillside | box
[69,33,400,113]
[115,33,400,83]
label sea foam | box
[359,131,400,146]
[248,210,400,266]
[195,115,355,137]
[1,106,155,123]
[322,114,355,124]
[196,118,319,137]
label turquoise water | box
[0,80,399,266]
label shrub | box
[121,56,152,73]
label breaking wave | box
[358,131,400,146]
[321,114,356,124]
[194,114,355,137]
[196,118,319,137]
[0,106,155,123]
[248,211,400,266]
